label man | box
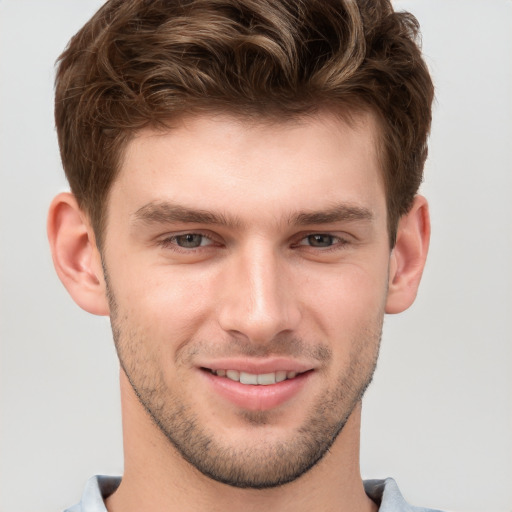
[47,0,437,510]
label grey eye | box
[175,234,204,248]
[306,234,334,247]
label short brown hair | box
[55,0,434,247]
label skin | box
[48,111,430,512]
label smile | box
[202,366,312,411]
[206,368,301,385]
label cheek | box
[304,260,389,329]
[110,261,219,338]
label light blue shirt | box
[65,475,444,511]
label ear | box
[47,192,110,316]
[385,195,430,314]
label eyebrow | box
[133,201,242,229]
[291,204,373,225]
[132,201,373,229]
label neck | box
[106,371,377,512]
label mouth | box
[200,365,313,411]
[202,368,306,386]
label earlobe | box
[47,192,110,316]
[385,195,430,314]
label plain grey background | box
[1,1,511,511]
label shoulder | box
[364,478,445,512]
[64,475,121,512]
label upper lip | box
[197,357,315,375]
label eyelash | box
[158,231,218,252]
[293,233,350,251]
[158,231,351,253]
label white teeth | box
[257,372,276,385]
[240,371,258,385]
[275,370,287,383]
[226,370,240,381]
[212,369,301,385]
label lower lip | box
[201,370,312,411]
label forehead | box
[110,110,385,226]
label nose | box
[217,244,301,344]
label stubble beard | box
[106,279,382,489]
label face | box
[102,112,391,488]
